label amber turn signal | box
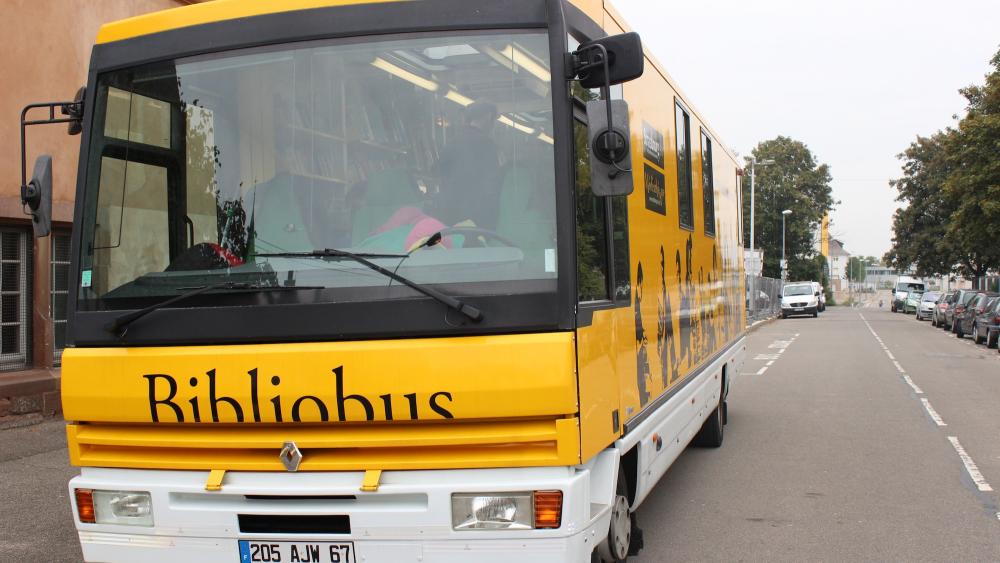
[75,488,96,523]
[533,490,563,529]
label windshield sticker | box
[81,269,92,288]
[545,249,556,273]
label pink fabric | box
[375,206,451,250]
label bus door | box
[573,87,633,459]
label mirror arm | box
[19,101,83,199]
[573,44,626,177]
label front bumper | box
[69,465,610,563]
[782,305,817,316]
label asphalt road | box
[2,305,998,562]
[635,305,1000,562]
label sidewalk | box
[0,367,61,429]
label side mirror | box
[573,32,644,89]
[21,155,52,238]
[585,99,633,196]
[815,291,820,297]
[64,86,86,136]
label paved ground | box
[636,306,1000,562]
[0,418,81,561]
[3,306,999,562]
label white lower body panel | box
[69,459,619,563]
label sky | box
[613,0,1000,259]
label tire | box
[596,469,642,562]
[987,330,998,349]
[812,311,818,318]
[974,324,984,345]
[692,402,724,448]
[931,316,938,327]
[955,320,964,339]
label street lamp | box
[748,157,774,319]
[781,209,792,281]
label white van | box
[781,282,820,318]
[892,276,925,312]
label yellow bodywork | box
[96,0,403,44]
[63,333,580,471]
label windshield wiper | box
[256,243,483,322]
[105,281,319,336]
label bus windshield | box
[895,282,924,293]
[77,31,557,309]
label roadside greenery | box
[886,47,1000,279]
[742,136,836,280]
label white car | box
[781,282,820,318]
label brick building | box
[0,0,201,418]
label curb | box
[747,316,778,334]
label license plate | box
[794,308,804,311]
[238,540,355,563]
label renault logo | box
[279,441,302,472]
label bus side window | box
[575,117,610,302]
[574,115,631,304]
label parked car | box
[915,291,940,320]
[781,282,819,318]
[902,290,924,314]
[812,282,826,312]
[955,292,998,338]
[972,296,1000,346]
[945,289,978,332]
[931,290,956,327]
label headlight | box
[93,490,154,526]
[452,491,562,530]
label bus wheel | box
[692,402,724,448]
[596,470,641,562]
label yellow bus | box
[19,0,746,560]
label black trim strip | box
[238,514,350,535]
[623,335,744,434]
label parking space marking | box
[920,398,948,426]
[756,366,768,375]
[948,437,993,492]
[754,354,780,361]
[892,360,906,373]
[885,350,896,360]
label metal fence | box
[747,275,783,324]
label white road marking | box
[947,437,993,492]
[885,350,896,360]
[756,366,768,375]
[892,360,906,373]
[754,354,780,360]
[902,375,924,394]
[766,360,775,366]
[920,398,948,426]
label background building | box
[828,238,850,291]
[0,0,202,417]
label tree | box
[886,47,1000,279]
[847,256,866,283]
[742,136,836,279]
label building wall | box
[0,0,194,376]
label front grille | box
[67,417,581,471]
[792,302,807,307]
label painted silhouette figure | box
[656,246,675,389]
[634,263,651,406]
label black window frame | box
[674,99,693,231]
[569,31,631,311]
[700,128,716,237]
[66,0,581,348]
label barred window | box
[52,233,71,364]
[0,230,31,371]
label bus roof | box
[96,0,402,44]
